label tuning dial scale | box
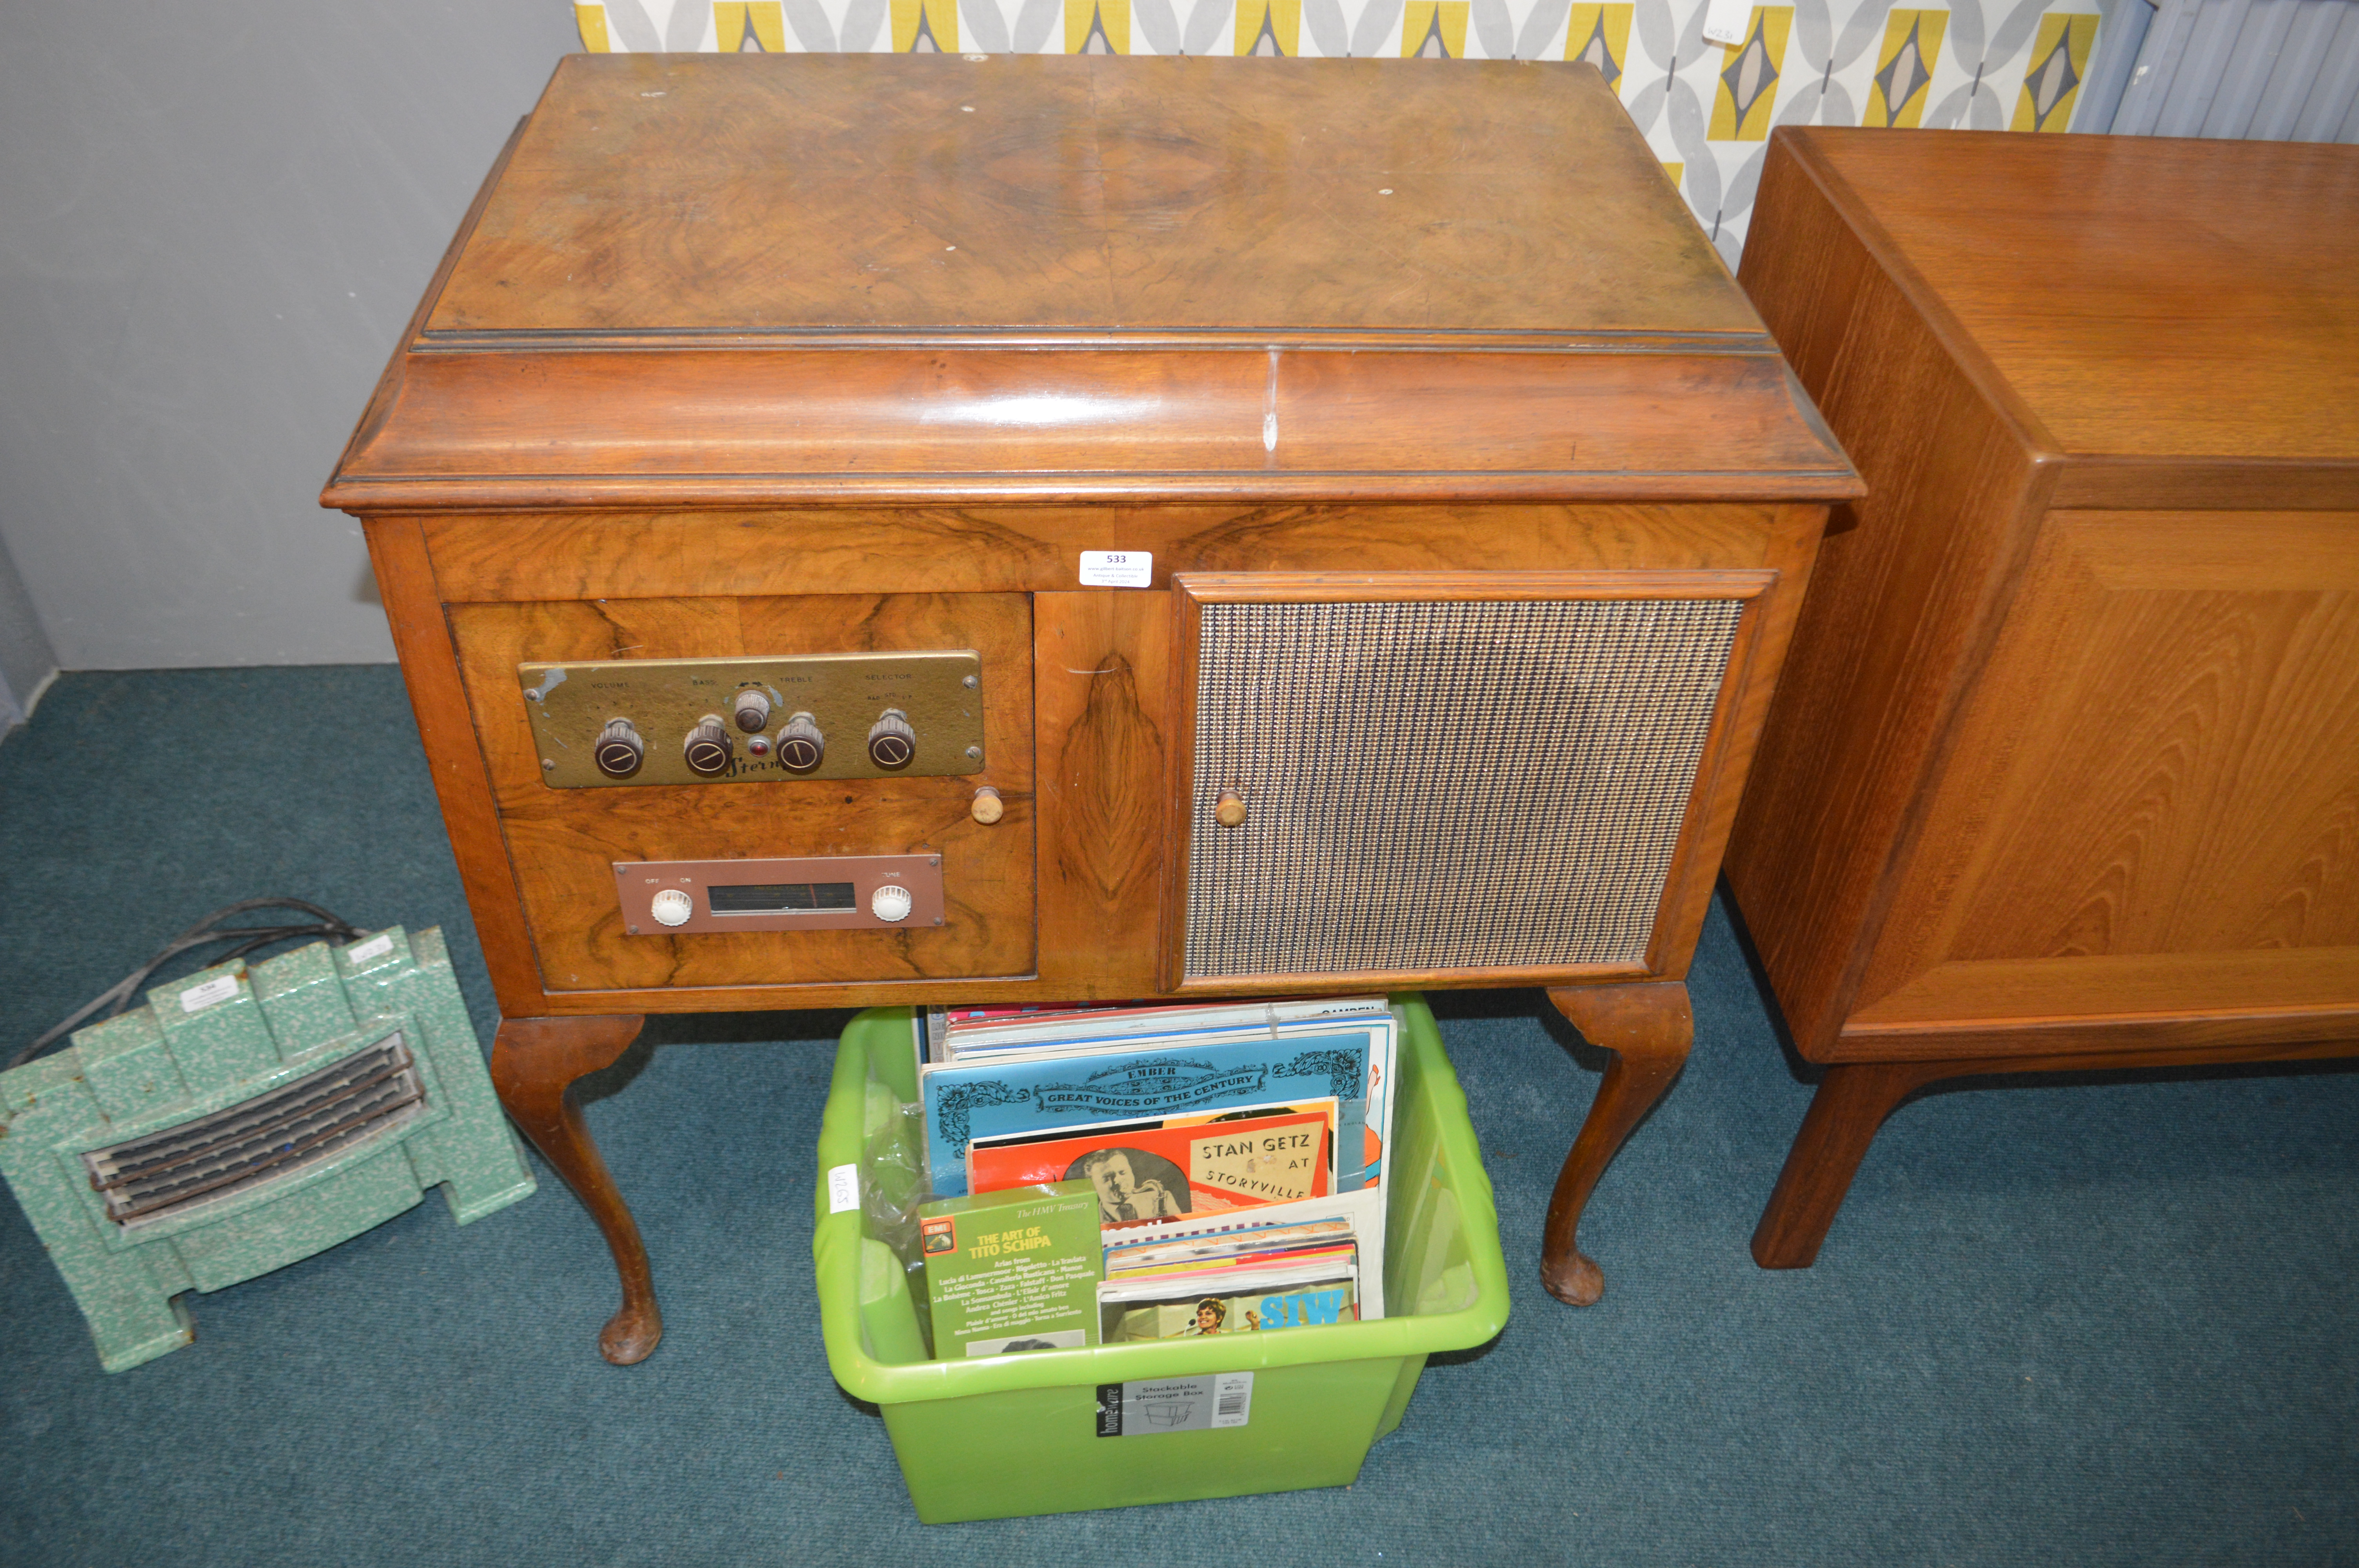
[682,716,734,777]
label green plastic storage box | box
[813,996,1511,1523]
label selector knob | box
[593,719,645,779]
[776,712,824,772]
[867,709,916,770]
[649,889,694,927]
[732,689,771,733]
[870,884,913,923]
[683,715,734,777]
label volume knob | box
[683,716,734,777]
[867,709,916,770]
[776,712,824,772]
[593,719,645,779]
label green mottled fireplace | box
[0,927,534,1372]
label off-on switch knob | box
[683,716,734,777]
[649,889,694,927]
[867,709,916,770]
[776,712,824,772]
[594,719,645,779]
[732,690,771,733]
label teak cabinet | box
[1726,128,2359,1268]
[325,54,1859,1361]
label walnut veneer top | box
[429,52,1758,344]
[327,55,1857,510]
[1783,129,2359,466]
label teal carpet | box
[1,668,2352,1565]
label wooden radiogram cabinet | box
[1727,129,2359,1269]
[325,53,1859,1362]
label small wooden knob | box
[970,786,1004,825]
[1214,790,1247,828]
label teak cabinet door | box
[447,592,1037,993]
[1841,508,2359,1054]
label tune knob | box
[870,884,913,923]
[732,689,771,733]
[682,715,734,777]
[593,719,645,779]
[776,711,824,772]
[866,709,916,770]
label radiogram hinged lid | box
[324,53,1858,511]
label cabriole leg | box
[490,1014,658,1364]
[1540,981,1694,1306]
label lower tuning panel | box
[613,854,947,935]
[520,651,987,788]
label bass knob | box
[682,715,734,777]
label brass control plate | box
[519,652,986,788]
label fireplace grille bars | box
[1184,597,1745,978]
[83,1034,425,1225]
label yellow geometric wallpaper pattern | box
[1236,0,1301,57]
[1708,8,1792,141]
[2013,13,2099,132]
[1865,10,1948,129]
[1563,5,1633,91]
[1401,2,1471,58]
[567,0,2108,258]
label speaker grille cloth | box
[1185,597,1743,978]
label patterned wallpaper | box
[571,0,2103,260]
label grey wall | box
[0,3,580,670]
[0,530,60,729]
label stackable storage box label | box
[0,927,534,1372]
[814,996,1510,1523]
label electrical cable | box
[7,898,364,1071]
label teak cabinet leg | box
[1750,1058,1963,1271]
[491,1014,660,1365]
[1540,981,1693,1307]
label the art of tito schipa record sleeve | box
[919,1180,1103,1357]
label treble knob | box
[593,719,645,779]
[867,709,916,770]
[682,715,734,777]
[776,712,824,772]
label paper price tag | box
[180,975,241,1014]
[1701,0,1752,46]
[826,1163,861,1215]
[1095,1372,1253,1436]
[1078,550,1152,588]
[346,933,395,965]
